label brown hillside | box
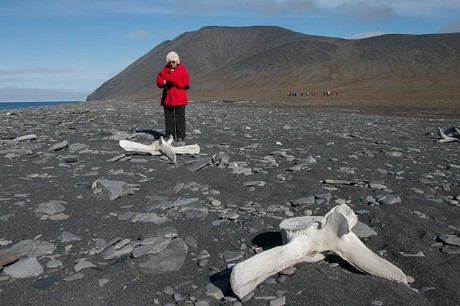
[87,26,460,111]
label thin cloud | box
[0,68,79,75]
[126,30,153,40]
[441,20,460,33]
[0,0,313,17]
[236,0,317,15]
[378,0,460,17]
[337,2,395,22]
[316,0,460,15]
[0,0,170,17]
[176,0,459,17]
[0,87,88,102]
[2,0,459,19]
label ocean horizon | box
[0,101,83,111]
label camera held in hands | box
[165,80,174,88]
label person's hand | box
[165,80,174,88]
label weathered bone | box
[230,204,407,299]
[119,136,200,163]
[157,136,176,162]
[437,127,460,143]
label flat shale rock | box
[0,250,21,266]
[0,101,458,306]
[132,237,171,257]
[36,200,67,215]
[95,178,135,200]
[138,238,188,273]
[352,221,378,238]
[4,257,44,278]
[5,240,56,257]
[49,140,69,151]
[130,212,169,224]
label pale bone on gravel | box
[230,204,407,299]
[437,127,460,143]
[119,136,200,163]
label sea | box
[0,101,82,111]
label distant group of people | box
[287,90,339,97]
[287,91,317,96]
[155,51,345,141]
[323,91,338,96]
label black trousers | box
[163,105,186,139]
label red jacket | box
[156,64,190,107]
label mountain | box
[87,26,460,102]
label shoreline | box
[80,98,460,119]
[0,101,83,111]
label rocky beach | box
[0,100,459,305]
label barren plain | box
[0,99,459,305]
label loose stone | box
[205,283,225,300]
[95,178,135,200]
[46,258,63,269]
[63,273,85,282]
[6,240,56,257]
[59,231,82,243]
[223,250,244,262]
[269,296,286,306]
[0,250,21,266]
[49,140,69,151]
[438,234,460,247]
[4,257,44,278]
[13,134,38,142]
[36,200,67,216]
[74,260,96,272]
[138,238,188,273]
[376,194,401,205]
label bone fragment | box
[158,136,176,162]
[455,127,460,136]
[230,204,407,299]
[119,140,161,155]
[13,134,38,142]
[322,179,353,185]
[119,136,200,162]
[437,127,459,143]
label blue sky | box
[1,0,459,102]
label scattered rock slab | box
[6,240,56,257]
[0,250,21,266]
[4,257,44,278]
[139,238,188,273]
[95,178,135,200]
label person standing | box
[156,51,190,141]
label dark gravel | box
[0,100,459,306]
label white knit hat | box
[166,51,180,63]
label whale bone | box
[437,127,460,143]
[230,204,407,299]
[119,136,200,163]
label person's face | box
[168,60,178,68]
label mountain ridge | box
[87,26,460,102]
